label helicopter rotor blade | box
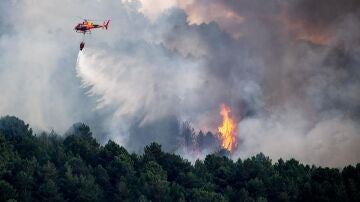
[76,16,86,20]
[76,16,106,22]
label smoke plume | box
[1,0,359,167]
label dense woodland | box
[0,116,359,202]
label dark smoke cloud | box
[288,0,360,27]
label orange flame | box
[218,104,237,152]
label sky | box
[0,0,360,167]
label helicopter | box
[74,18,110,50]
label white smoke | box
[75,44,204,145]
[0,0,359,167]
[234,109,360,167]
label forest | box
[0,115,359,202]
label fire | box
[217,104,237,152]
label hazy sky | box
[1,0,359,167]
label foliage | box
[0,116,359,201]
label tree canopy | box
[0,116,359,202]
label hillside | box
[0,116,359,202]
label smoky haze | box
[1,0,359,167]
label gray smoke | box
[1,0,359,167]
[173,0,360,167]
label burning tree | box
[217,104,237,152]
